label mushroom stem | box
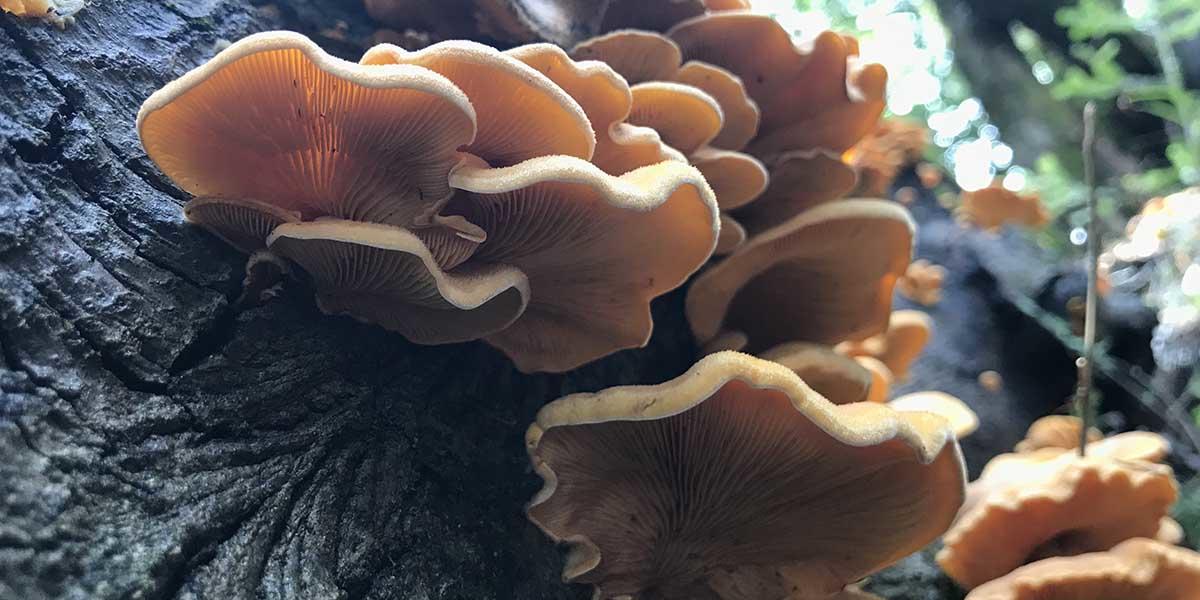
[236,250,291,309]
[1074,102,1099,458]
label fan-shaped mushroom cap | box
[448,155,718,373]
[669,16,887,154]
[689,147,768,212]
[526,351,965,600]
[938,457,1179,589]
[627,81,724,155]
[964,538,1200,600]
[137,31,477,225]
[735,149,858,234]
[266,220,529,344]
[714,213,747,256]
[958,186,1050,232]
[688,200,913,353]
[360,40,594,165]
[570,29,683,85]
[897,258,946,306]
[759,341,874,404]
[1157,518,1184,545]
[890,392,979,439]
[505,43,676,176]
[672,61,760,150]
[183,197,301,254]
[853,356,893,404]
[1015,415,1103,453]
[836,309,932,381]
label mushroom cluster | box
[138,31,719,373]
[896,259,946,306]
[526,351,967,599]
[844,118,929,198]
[938,412,1187,593]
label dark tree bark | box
[0,2,1152,599]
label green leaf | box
[1055,0,1137,41]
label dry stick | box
[1075,102,1099,457]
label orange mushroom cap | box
[504,43,676,177]
[266,219,530,344]
[758,341,876,404]
[627,81,724,155]
[138,31,477,226]
[964,538,1200,600]
[835,309,932,381]
[671,60,760,150]
[958,185,1049,232]
[1,0,82,26]
[889,391,979,439]
[856,356,894,404]
[1015,415,1105,453]
[448,155,718,373]
[360,39,596,165]
[713,213,748,256]
[526,351,965,600]
[688,200,914,353]
[938,456,1179,589]
[669,15,887,155]
[689,147,769,212]
[183,197,301,255]
[896,258,946,306]
[570,29,683,85]
[733,149,858,235]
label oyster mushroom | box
[889,391,979,439]
[526,351,965,600]
[957,184,1049,232]
[758,341,875,404]
[504,42,676,176]
[267,220,529,343]
[627,81,724,155]
[896,259,946,307]
[734,149,858,235]
[669,16,887,156]
[688,200,913,353]
[856,356,894,404]
[571,29,684,85]
[138,31,478,227]
[1,0,83,26]
[964,538,1200,600]
[1014,415,1103,453]
[671,60,760,150]
[360,39,595,165]
[835,309,932,381]
[448,155,718,373]
[938,456,1179,589]
[182,197,301,255]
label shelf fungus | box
[1014,416,1171,464]
[845,119,929,198]
[1014,415,1106,453]
[669,15,887,157]
[571,29,685,85]
[688,200,914,353]
[835,309,933,381]
[758,341,876,404]
[447,155,718,373]
[938,456,1179,589]
[734,149,858,235]
[505,43,676,177]
[896,259,946,307]
[526,351,966,600]
[139,32,719,372]
[889,392,979,439]
[964,538,1200,600]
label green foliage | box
[1175,475,1200,546]
[1055,0,1135,41]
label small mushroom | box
[978,370,1003,392]
[856,356,894,404]
[669,17,887,155]
[964,538,1200,600]
[957,184,1050,232]
[938,456,1179,589]
[1014,415,1106,453]
[138,31,478,226]
[687,200,914,353]
[758,341,875,404]
[627,81,724,155]
[360,39,596,165]
[896,258,946,306]
[505,43,676,176]
[266,219,530,344]
[526,351,965,600]
[671,61,760,150]
[836,309,933,381]
[889,391,979,439]
[917,162,943,189]
[689,147,768,212]
[733,149,859,234]
[570,29,684,84]
[449,155,718,373]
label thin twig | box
[1075,101,1099,456]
